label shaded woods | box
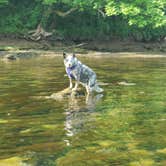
[0,0,166,42]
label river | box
[0,55,166,166]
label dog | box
[63,52,103,94]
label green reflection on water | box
[0,56,166,166]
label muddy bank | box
[84,40,166,53]
[0,37,166,59]
[1,37,166,52]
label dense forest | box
[0,0,166,42]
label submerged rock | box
[14,52,38,58]
[4,54,18,60]
[5,54,18,60]
[45,88,85,100]
[3,52,38,60]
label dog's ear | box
[63,52,66,59]
[73,53,76,58]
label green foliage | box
[42,0,57,5]
[0,0,42,33]
[0,0,165,41]
[105,0,166,28]
[0,0,8,5]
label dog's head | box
[63,52,78,68]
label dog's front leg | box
[69,78,73,89]
[72,81,79,92]
[85,85,91,95]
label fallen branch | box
[27,24,52,41]
[67,43,88,49]
[54,8,77,17]
[98,9,106,18]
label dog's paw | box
[72,88,77,92]
[69,86,73,90]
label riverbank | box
[0,37,166,58]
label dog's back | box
[74,61,103,93]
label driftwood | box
[27,24,52,41]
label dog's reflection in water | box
[64,93,103,146]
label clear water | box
[0,56,166,166]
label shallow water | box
[0,56,166,166]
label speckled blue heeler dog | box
[63,52,103,94]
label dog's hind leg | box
[94,84,104,93]
[89,75,103,93]
[88,74,97,93]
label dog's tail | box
[94,84,104,93]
